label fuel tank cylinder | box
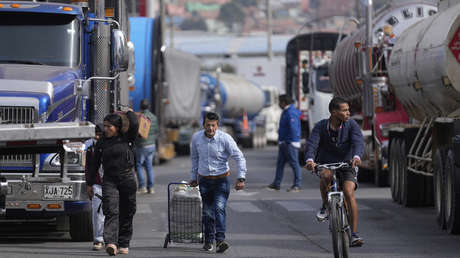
[330,1,437,107]
[218,73,266,119]
[388,3,460,120]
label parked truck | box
[330,0,438,186]
[285,32,341,164]
[331,0,460,234]
[129,16,202,158]
[200,72,269,148]
[0,0,132,240]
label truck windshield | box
[0,12,79,67]
[315,67,332,93]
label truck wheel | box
[445,150,460,234]
[389,139,400,202]
[69,210,93,241]
[397,141,407,205]
[401,141,422,207]
[433,149,446,229]
[374,159,388,187]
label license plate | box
[43,185,73,200]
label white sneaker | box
[137,187,147,194]
[316,205,328,221]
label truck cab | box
[0,0,130,240]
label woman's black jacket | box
[87,111,139,186]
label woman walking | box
[87,110,139,256]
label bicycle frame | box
[316,163,351,258]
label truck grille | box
[0,106,36,167]
[0,106,36,124]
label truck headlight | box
[50,152,82,167]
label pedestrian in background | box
[85,124,105,251]
[189,112,247,253]
[87,110,139,256]
[135,99,159,194]
[267,94,302,192]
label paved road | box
[0,146,459,258]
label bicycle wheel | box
[341,205,350,258]
[330,196,344,258]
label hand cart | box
[163,182,203,248]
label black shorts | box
[336,167,358,190]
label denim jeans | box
[198,176,230,243]
[273,142,302,187]
[136,144,155,189]
[92,184,105,243]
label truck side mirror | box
[111,29,129,72]
[302,72,310,94]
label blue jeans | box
[273,142,302,187]
[136,145,155,189]
[198,176,230,243]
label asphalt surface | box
[0,145,459,258]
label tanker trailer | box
[330,0,437,186]
[386,0,460,234]
[200,72,269,148]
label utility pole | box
[355,0,362,26]
[266,0,273,61]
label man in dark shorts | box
[304,97,364,247]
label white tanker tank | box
[200,72,269,148]
[201,73,267,119]
[330,1,438,106]
[388,3,460,121]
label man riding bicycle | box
[305,97,364,247]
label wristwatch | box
[237,178,245,182]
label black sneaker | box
[203,242,213,252]
[216,240,230,253]
[266,184,280,191]
[351,232,364,247]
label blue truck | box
[200,72,269,148]
[0,0,132,240]
[129,16,202,157]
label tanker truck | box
[331,0,460,234]
[330,0,438,186]
[0,0,132,240]
[200,72,269,148]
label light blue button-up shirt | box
[190,129,247,181]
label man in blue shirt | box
[305,97,364,247]
[190,112,247,253]
[267,94,302,192]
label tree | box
[217,1,245,31]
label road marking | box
[358,203,371,210]
[231,190,259,196]
[228,202,262,212]
[276,200,316,211]
[137,203,152,214]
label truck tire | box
[433,148,446,229]
[397,141,407,205]
[374,158,388,187]
[390,139,400,203]
[445,150,460,234]
[400,141,422,207]
[69,210,93,241]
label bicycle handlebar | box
[314,162,351,173]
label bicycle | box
[314,162,355,258]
